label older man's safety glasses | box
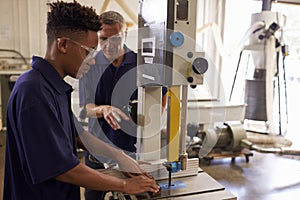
[99,33,124,46]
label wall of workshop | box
[0,0,139,60]
[0,0,48,59]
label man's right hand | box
[123,175,160,195]
[101,105,129,130]
[86,104,130,130]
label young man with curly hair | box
[3,2,159,200]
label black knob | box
[192,57,208,74]
[187,76,193,83]
[187,52,193,58]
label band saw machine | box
[133,0,236,199]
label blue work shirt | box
[4,56,81,200]
[79,46,138,155]
[79,46,168,162]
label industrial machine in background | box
[230,0,289,135]
[185,0,299,166]
[186,120,300,165]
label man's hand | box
[101,105,129,130]
[123,175,160,195]
[86,104,130,130]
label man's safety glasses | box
[99,34,124,45]
[57,37,98,58]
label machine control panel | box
[137,0,208,87]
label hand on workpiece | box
[116,152,160,194]
[122,175,160,194]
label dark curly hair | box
[46,1,101,42]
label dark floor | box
[198,96,300,200]
[200,138,300,200]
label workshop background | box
[1,0,300,199]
